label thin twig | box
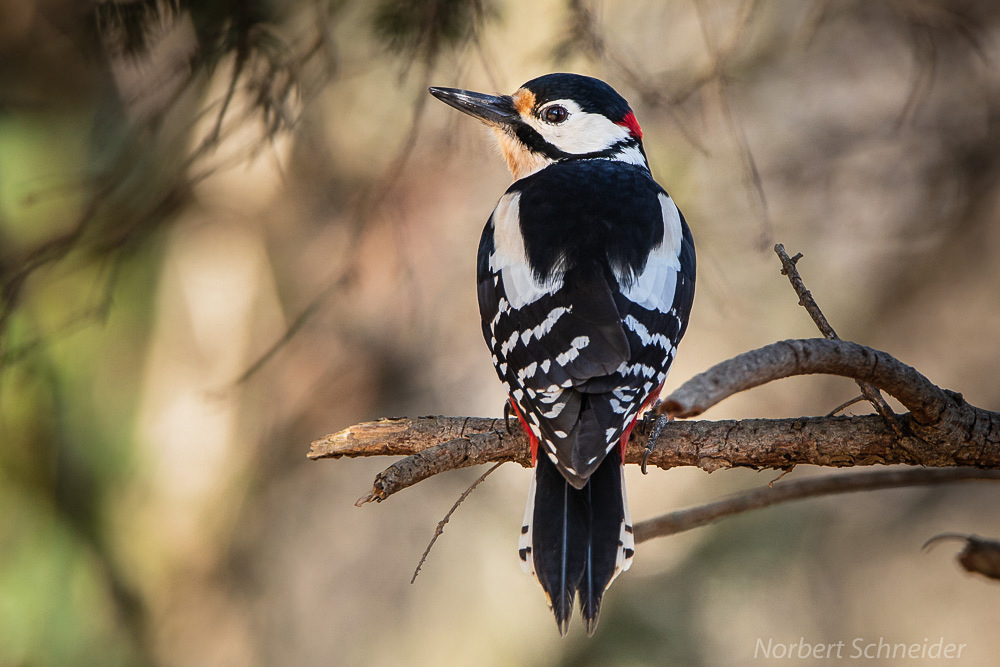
[826,394,866,417]
[768,467,793,486]
[773,244,837,337]
[774,244,905,436]
[634,468,1000,543]
[411,462,503,583]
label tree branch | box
[634,468,1000,542]
[311,343,1000,504]
[652,337,1000,463]
[655,338,946,421]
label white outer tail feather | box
[519,471,537,575]
[612,464,634,582]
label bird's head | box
[430,73,647,180]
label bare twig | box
[774,245,838,337]
[411,462,502,583]
[774,244,904,435]
[826,394,866,417]
[768,468,793,486]
[634,468,1000,542]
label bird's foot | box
[641,410,672,475]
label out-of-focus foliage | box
[1,0,999,665]
[373,0,496,60]
[95,0,181,58]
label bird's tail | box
[519,449,634,636]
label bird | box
[429,73,696,636]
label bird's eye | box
[541,105,568,124]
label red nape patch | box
[510,399,539,466]
[617,110,643,140]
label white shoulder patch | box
[620,194,682,312]
[488,191,563,308]
[489,192,525,270]
[657,193,684,260]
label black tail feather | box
[529,450,627,636]
[579,452,625,635]
[532,453,587,635]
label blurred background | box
[2,0,999,664]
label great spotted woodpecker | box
[430,73,695,635]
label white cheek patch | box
[522,99,633,155]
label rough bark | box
[309,338,1000,505]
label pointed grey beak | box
[429,86,519,127]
